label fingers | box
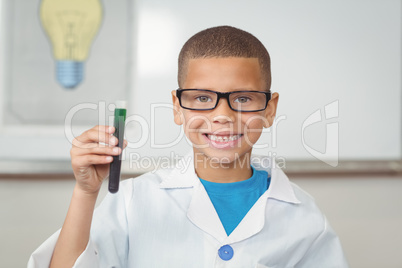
[71,154,114,168]
[70,126,128,160]
[73,144,122,157]
[70,126,128,192]
[72,125,117,148]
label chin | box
[194,148,252,166]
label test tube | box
[108,101,127,193]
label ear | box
[263,92,279,128]
[171,90,184,125]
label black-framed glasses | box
[176,89,271,112]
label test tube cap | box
[115,100,127,109]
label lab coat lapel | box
[226,190,268,244]
[160,152,227,242]
[227,157,301,244]
[187,183,227,243]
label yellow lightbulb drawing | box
[39,0,103,89]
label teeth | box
[208,134,241,142]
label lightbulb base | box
[56,61,84,89]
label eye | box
[234,96,251,103]
[196,96,212,102]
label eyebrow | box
[187,87,258,91]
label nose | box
[212,98,235,124]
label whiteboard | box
[128,0,401,163]
[0,0,400,166]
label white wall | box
[1,176,401,268]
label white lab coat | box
[28,154,349,268]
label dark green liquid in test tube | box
[108,106,126,193]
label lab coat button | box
[218,245,233,261]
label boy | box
[29,26,348,267]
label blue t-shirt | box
[199,166,270,236]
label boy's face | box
[172,57,279,164]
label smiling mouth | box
[204,133,243,142]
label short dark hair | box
[178,25,271,90]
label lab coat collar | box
[159,152,301,244]
[160,153,301,205]
[252,154,301,205]
[159,152,199,189]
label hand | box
[70,125,127,195]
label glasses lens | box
[180,90,217,110]
[229,92,267,111]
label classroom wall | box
[1,0,401,162]
[1,175,401,268]
[0,1,401,267]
